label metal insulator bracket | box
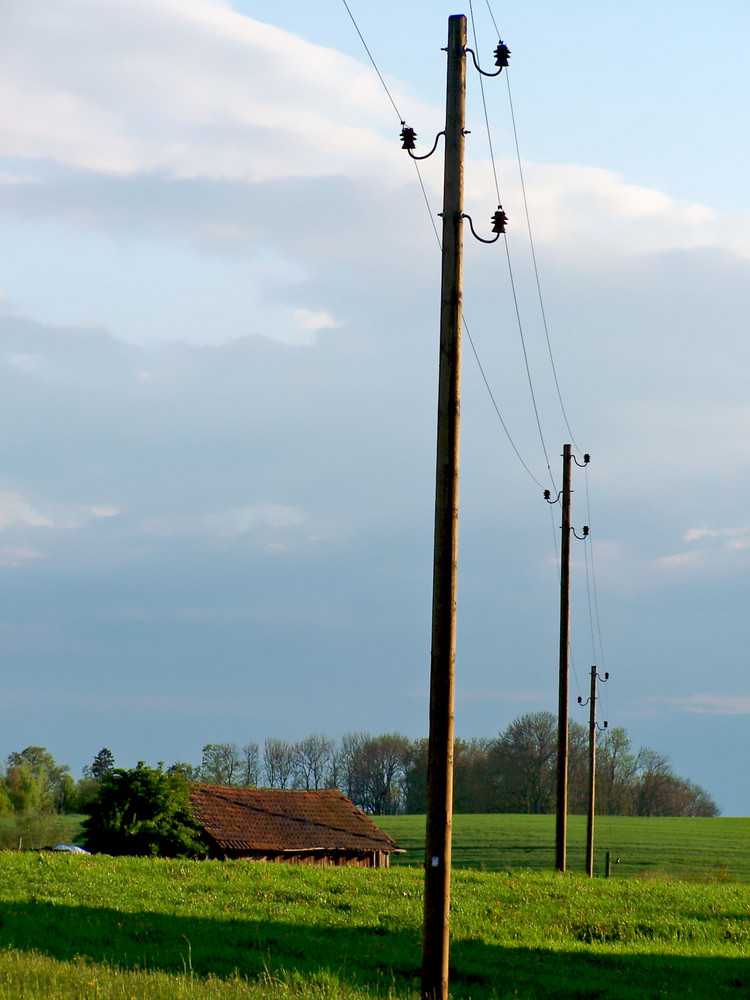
[466,38,511,77]
[463,205,507,244]
[399,124,417,150]
[405,129,445,161]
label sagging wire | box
[339,0,441,255]
[503,72,583,457]
[581,464,610,725]
[502,218,557,492]
[340,0,403,121]
[479,0,583,460]
[340,0,550,490]
[584,465,607,673]
[468,0,556,493]
[464,317,547,491]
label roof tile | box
[189,787,401,853]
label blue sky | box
[1,0,749,814]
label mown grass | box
[380,814,750,881]
[0,853,749,999]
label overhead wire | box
[504,74,583,457]
[481,0,609,707]
[584,467,607,673]
[341,0,605,707]
[467,0,556,492]
[340,0,403,122]
[475,0,596,701]
[340,0,548,491]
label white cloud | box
[141,504,304,539]
[0,545,48,568]
[0,0,414,183]
[89,505,120,519]
[652,550,707,572]
[479,159,729,260]
[649,694,750,716]
[0,492,54,531]
[283,307,342,344]
[684,525,750,546]
[292,308,340,333]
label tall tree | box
[293,734,334,790]
[566,720,590,815]
[263,738,296,789]
[201,743,242,785]
[597,727,638,816]
[491,713,557,814]
[5,747,71,813]
[91,748,115,780]
[339,733,409,814]
[240,743,260,787]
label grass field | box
[379,814,750,881]
[1,852,749,999]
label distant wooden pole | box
[585,665,597,877]
[555,444,572,873]
[422,14,466,1000]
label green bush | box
[82,763,207,857]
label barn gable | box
[189,786,403,868]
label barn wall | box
[220,849,390,868]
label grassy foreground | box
[380,814,750,881]
[1,853,749,999]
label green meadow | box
[380,814,750,881]
[1,847,750,1000]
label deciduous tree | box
[82,763,207,857]
[263,738,296,789]
[293,734,334,790]
[201,743,242,785]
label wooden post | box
[585,665,597,877]
[555,444,572,872]
[422,14,466,1000]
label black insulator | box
[584,453,591,464]
[492,205,508,233]
[543,489,551,500]
[583,525,589,537]
[494,40,511,69]
[400,125,417,150]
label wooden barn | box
[189,786,403,868]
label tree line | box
[0,713,719,835]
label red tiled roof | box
[189,786,402,853]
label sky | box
[0,0,749,814]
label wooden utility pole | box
[585,665,598,877]
[555,444,572,873]
[582,665,608,877]
[422,14,466,1000]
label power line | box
[341,0,550,490]
[504,71,583,456]
[339,0,404,122]
[466,3,556,491]
[464,319,546,490]
[584,466,607,673]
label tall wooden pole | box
[555,444,572,873]
[422,15,466,1000]
[585,665,597,878]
